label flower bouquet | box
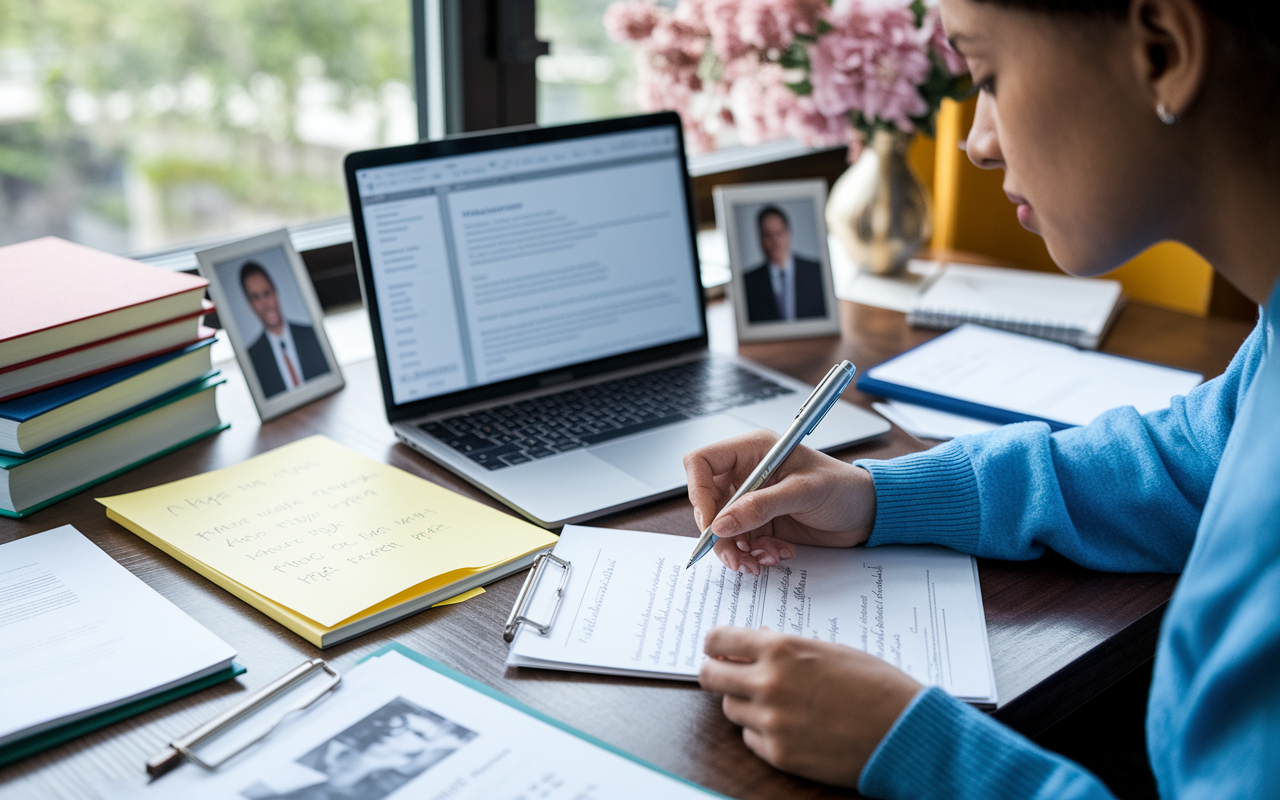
[605,0,971,274]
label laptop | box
[344,112,889,528]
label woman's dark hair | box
[976,0,1280,98]
[976,1,1278,44]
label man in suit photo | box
[742,205,828,323]
[240,260,329,398]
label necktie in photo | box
[281,341,301,387]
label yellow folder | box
[98,435,557,647]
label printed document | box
[0,525,235,746]
[507,526,996,705]
[133,647,721,800]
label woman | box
[684,0,1280,796]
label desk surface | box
[0,299,1253,800]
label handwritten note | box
[508,526,996,704]
[98,436,557,628]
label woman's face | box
[940,0,1183,276]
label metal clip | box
[503,552,571,643]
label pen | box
[685,360,857,569]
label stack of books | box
[0,237,228,518]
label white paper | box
[134,649,718,800]
[873,400,1001,441]
[0,525,236,745]
[867,324,1203,427]
[507,526,995,704]
[829,232,941,312]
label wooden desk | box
[0,299,1253,800]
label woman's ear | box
[1128,0,1209,122]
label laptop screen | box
[351,120,703,408]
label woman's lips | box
[1007,192,1037,231]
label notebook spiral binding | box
[907,310,1089,349]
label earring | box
[1156,103,1178,125]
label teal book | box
[0,662,246,768]
[0,375,228,518]
[0,338,216,456]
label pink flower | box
[702,0,753,64]
[809,0,932,132]
[922,7,968,76]
[784,95,853,148]
[731,63,851,148]
[729,63,794,145]
[646,15,706,84]
[604,1,663,42]
[736,0,826,51]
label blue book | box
[856,324,1202,431]
[0,338,214,456]
[0,375,228,518]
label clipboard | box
[145,641,730,799]
[503,552,571,643]
[146,659,341,778]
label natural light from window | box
[0,0,416,256]
[536,0,641,126]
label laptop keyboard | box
[419,361,795,471]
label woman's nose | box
[966,92,1005,171]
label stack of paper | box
[98,435,559,647]
[0,525,239,766]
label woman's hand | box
[698,626,922,787]
[683,429,877,573]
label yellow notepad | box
[98,435,556,647]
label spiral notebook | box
[907,263,1125,349]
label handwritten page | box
[508,526,995,704]
[97,436,557,628]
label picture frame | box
[196,229,344,421]
[714,179,841,343]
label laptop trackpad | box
[589,415,757,490]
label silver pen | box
[685,360,857,569]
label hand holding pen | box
[684,362,878,572]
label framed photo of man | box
[714,180,840,343]
[196,229,344,421]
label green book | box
[0,375,227,518]
[0,662,246,768]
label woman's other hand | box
[698,626,922,787]
[683,429,877,573]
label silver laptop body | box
[345,113,889,528]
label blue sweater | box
[853,281,1280,800]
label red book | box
[0,237,209,371]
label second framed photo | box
[714,179,840,342]
[197,229,344,421]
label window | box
[0,1,416,256]
[536,0,640,126]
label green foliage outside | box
[0,0,412,249]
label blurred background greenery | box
[0,0,639,255]
[0,0,415,253]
